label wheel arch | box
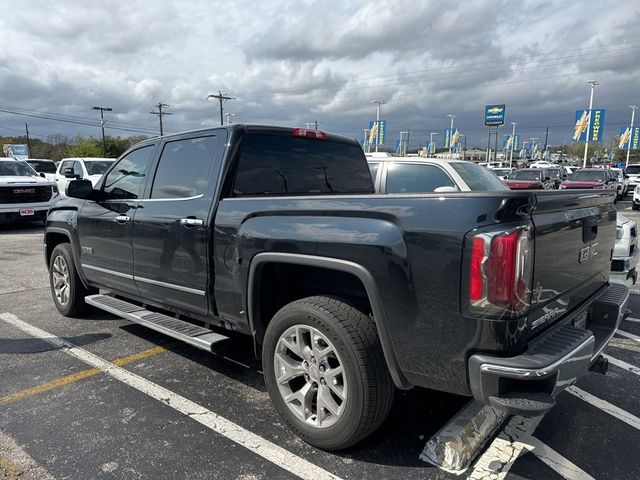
[247,252,411,389]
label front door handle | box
[114,215,131,224]
[180,217,204,227]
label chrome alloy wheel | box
[274,325,347,428]
[52,255,70,306]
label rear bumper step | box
[85,294,228,352]
[468,282,629,416]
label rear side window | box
[385,163,456,193]
[451,162,508,190]
[232,134,373,196]
[151,136,217,199]
[626,165,640,175]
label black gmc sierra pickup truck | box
[45,125,629,450]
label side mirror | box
[63,167,79,179]
[66,179,94,199]
[625,175,630,179]
[544,176,551,181]
[562,175,568,179]
[39,172,45,178]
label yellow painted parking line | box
[0,345,166,406]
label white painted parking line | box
[567,386,640,431]
[527,436,596,480]
[625,317,640,323]
[0,312,341,480]
[617,329,640,342]
[467,415,542,480]
[603,354,640,376]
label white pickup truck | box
[0,158,60,225]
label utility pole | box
[626,105,637,167]
[371,100,386,152]
[429,132,438,158]
[494,125,499,163]
[447,114,456,155]
[583,80,599,168]
[509,122,517,168]
[543,126,549,151]
[150,102,172,136]
[460,134,467,160]
[406,129,411,155]
[92,106,112,157]
[207,91,235,125]
[225,112,237,124]
[25,123,32,158]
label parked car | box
[54,157,114,196]
[633,184,640,210]
[26,159,57,181]
[625,164,640,193]
[504,169,555,189]
[610,168,629,198]
[560,169,619,200]
[488,167,514,180]
[529,160,554,168]
[367,157,509,193]
[541,167,566,189]
[611,214,639,288]
[45,125,626,450]
[0,157,60,224]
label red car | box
[504,169,555,190]
[560,168,619,198]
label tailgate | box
[527,191,616,335]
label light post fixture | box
[225,112,237,124]
[626,106,637,167]
[509,122,517,168]
[371,100,386,152]
[447,114,456,155]
[429,132,438,157]
[583,80,599,168]
[92,106,112,157]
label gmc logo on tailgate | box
[578,243,598,263]
[13,188,35,194]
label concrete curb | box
[420,401,508,474]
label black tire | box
[262,296,394,450]
[49,243,91,316]
[633,203,639,211]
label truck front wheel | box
[49,243,90,317]
[262,296,394,450]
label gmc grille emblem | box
[578,243,598,263]
[13,188,35,194]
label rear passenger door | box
[132,132,225,316]
[383,162,457,193]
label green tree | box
[66,137,103,157]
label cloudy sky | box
[1,0,639,149]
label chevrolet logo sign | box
[487,107,503,114]
[13,188,35,194]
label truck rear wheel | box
[49,243,91,317]
[262,296,394,450]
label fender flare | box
[247,252,411,389]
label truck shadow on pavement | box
[119,323,469,468]
[0,332,112,354]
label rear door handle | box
[114,215,131,224]
[180,218,204,227]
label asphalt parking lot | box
[1,201,640,480]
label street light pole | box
[371,100,386,152]
[92,106,112,157]
[509,122,517,168]
[583,80,599,168]
[429,132,438,158]
[627,105,637,167]
[447,114,456,156]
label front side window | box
[28,161,57,173]
[151,136,217,199]
[59,160,73,174]
[385,163,456,193]
[86,160,115,176]
[103,146,154,200]
[73,161,83,178]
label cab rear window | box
[232,134,373,196]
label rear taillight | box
[466,226,533,317]
[292,128,326,140]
